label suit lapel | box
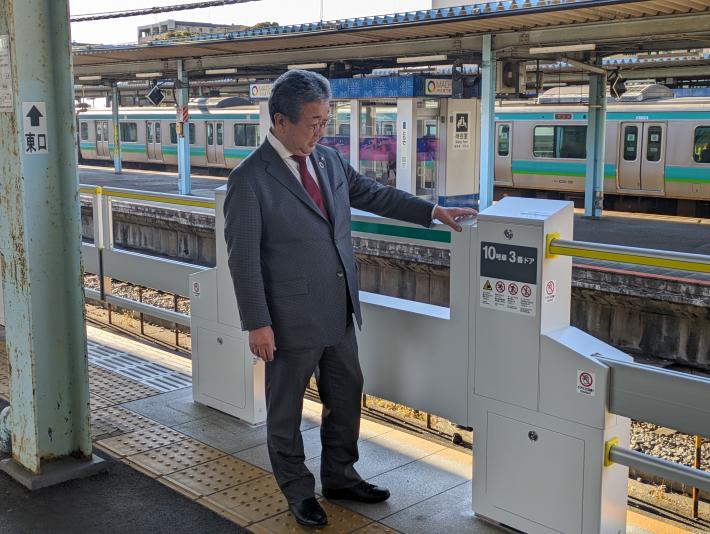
[260,140,327,222]
[311,147,336,227]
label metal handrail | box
[79,184,216,210]
[548,237,710,274]
[607,446,710,494]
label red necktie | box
[291,154,330,221]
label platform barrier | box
[79,184,210,320]
[188,191,710,533]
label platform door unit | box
[618,122,666,192]
[146,121,163,161]
[494,122,513,185]
[95,120,110,158]
[206,121,225,166]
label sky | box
[69,0,432,45]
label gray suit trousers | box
[265,322,363,504]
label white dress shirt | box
[267,130,320,190]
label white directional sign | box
[22,101,48,155]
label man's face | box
[272,100,330,156]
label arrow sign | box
[22,102,48,155]
[26,105,43,127]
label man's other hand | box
[249,326,276,362]
[433,205,478,232]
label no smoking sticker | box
[544,280,556,303]
[576,370,595,396]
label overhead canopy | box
[73,0,710,80]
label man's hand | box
[433,205,478,232]
[249,326,276,362]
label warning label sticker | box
[576,370,595,396]
[480,276,536,317]
[544,280,556,304]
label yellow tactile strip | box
[0,340,397,533]
[125,439,226,477]
[97,424,187,458]
[162,455,268,499]
[250,499,373,534]
[201,474,288,526]
[89,366,161,405]
[91,406,158,441]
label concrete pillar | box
[585,69,606,218]
[0,0,102,488]
[479,34,496,210]
[111,83,122,174]
[176,59,191,195]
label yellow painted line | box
[79,186,101,195]
[549,244,710,274]
[103,190,215,209]
[627,510,692,533]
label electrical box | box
[189,186,266,425]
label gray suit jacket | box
[224,140,434,350]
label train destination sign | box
[479,242,538,317]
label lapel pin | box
[318,159,325,169]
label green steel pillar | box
[0,0,102,488]
[584,68,607,218]
[479,34,496,210]
[112,83,122,174]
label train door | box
[640,123,665,192]
[206,121,225,166]
[95,120,109,158]
[494,122,513,185]
[618,122,666,192]
[146,121,163,161]
[415,107,439,199]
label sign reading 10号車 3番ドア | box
[479,242,538,317]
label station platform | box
[0,325,705,533]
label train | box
[77,95,710,213]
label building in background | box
[137,20,247,43]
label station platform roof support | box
[0,0,103,488]
[72,0,710,216]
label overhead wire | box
[70,0,260,22]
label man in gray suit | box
[224,70,475,528]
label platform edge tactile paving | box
[161,456,269,499]
[96,425,188,458]
[249,499,373,534]
[201,475,288,526]
[124,438,227,477]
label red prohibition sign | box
[508,283,518,295]
[546,281,556,295]
[521,285,531,298]
[579,372,593,388]
[495,281,506,293]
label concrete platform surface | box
[0,326,704,533]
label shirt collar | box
[267,130,295,162]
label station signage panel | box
[425,78,452,96]
[250,83,273,100]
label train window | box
[497,124,510,156]
[623,126,638,161]
[155,123,161,143]
[216,123,223,146]
[206,123,214,145]
[119,122,138,143]
[169,123,196,144]
[234,124,260,147]
[646,126,662,162]
[146,123,153,143]
[533,125,586,159]
[693,127,710,163]
[80,122,89,141]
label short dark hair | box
[268,70,331,125]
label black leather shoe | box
[289,497,328,528]
[323,481,390,503]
